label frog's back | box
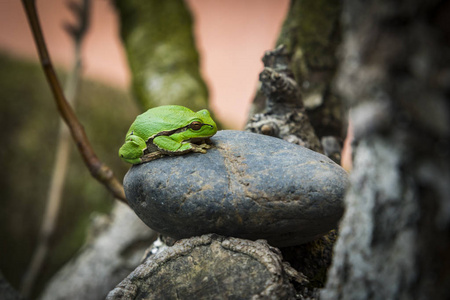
[129,105,195,138]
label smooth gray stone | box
[124,130,349,247]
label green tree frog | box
[119,105,218,164]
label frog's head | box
[119,135,147,164]
[186,109,218,138]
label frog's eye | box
[189,121,203,131]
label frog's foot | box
[199,143,212,149]
[190,143,211,154]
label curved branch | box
[21,0,127,203]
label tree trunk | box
[107,235,304,300]
[322,0,450,299]
[114,0,209,111]
[251,0,343,142]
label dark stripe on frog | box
[145,123,213,145]
[145,126,189,145]
[142,124,213,155]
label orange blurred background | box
[0,0,289,129]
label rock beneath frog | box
[124,130,349,247]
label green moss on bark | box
[276,0,343,138]
[115,0,208,111]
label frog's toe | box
[190,144,208,153]
[192,148,207,154]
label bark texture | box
[251,0,343,142]
[322,1,450,299]
[246,46,323,154]
[278,0,342,140]
[107,234,304,300]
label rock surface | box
[124,130,349,247]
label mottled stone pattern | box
[124,130,348,247]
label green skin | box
[119,105,218,164]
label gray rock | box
[124,130,349,247]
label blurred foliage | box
[115,0,209,111]
[0,52,138,297]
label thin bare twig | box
[21,0,127,203]
[20,1,92,297]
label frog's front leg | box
[119,135,147,164]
